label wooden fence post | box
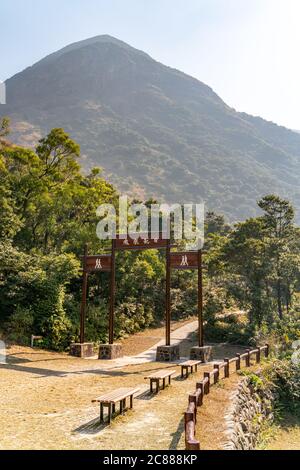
[184,347,271,452]
[246,349,251,367]
[256,348,261,364]
[185,409,194,426]
[204,372,210,394]
[186,437,200,451]
[236,354,241,371]
[188,395,197,423]
[196,382,204,406]
[265,344,270,358]
[224,358,230,378]
[185,403,196,440]
[213,364,220,383]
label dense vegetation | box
[2,35,300,222]
[1,119,299,351]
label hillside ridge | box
[1,35,300,221]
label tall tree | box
[259,195,296,319]
[1,128,117,253]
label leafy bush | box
[270,360,300,409]
[5,306,34,345]
[116,302,154,337]
[253,312,300,357]
[204,290,226,326]
[85,302,110,344]
[40,287,75,351]
[205,318,252,344]
[1,247,80,350]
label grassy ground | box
[265,412,300,450]
[0,320,249,450]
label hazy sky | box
[1,0,300,129]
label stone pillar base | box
[190,346,213,363]
[70,343,94,358]
[156,344,180,362]
[99,344,123,360]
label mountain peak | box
[2,37,300,222]
[33,34,151,70]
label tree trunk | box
[277,278,283,319]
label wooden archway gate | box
[74,235,207,360]
[77,233,170,352]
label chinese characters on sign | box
[115,233,168,251]
[170,252,199,270]
[84,255,112,273]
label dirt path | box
[114,320,199,367]
[119,317,198,357]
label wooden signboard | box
[84,255,112,273]
[115,232,168,251]
[170,251,199,270]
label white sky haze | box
[1,0,300,129]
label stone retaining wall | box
[224,372,275,450]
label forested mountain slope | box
[1,35,300,221]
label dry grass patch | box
[0,322,251,451]
[265,413,300,450]
[0,345,203,450]
[195,374,241,450]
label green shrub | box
[40,287,75,351]
[204,291,225,326]
[1,249,80,350]
[85,302,110,344]
[116,302,154,338]
[5,306,34,345]
[253,312,300,357]
[270,360,300,409]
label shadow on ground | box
[169,416,185,450]
[73,417,109,435]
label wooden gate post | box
[165,238,171,346]
[80,244,88,344]
[198,249,204,348]
[109,239,116,345]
